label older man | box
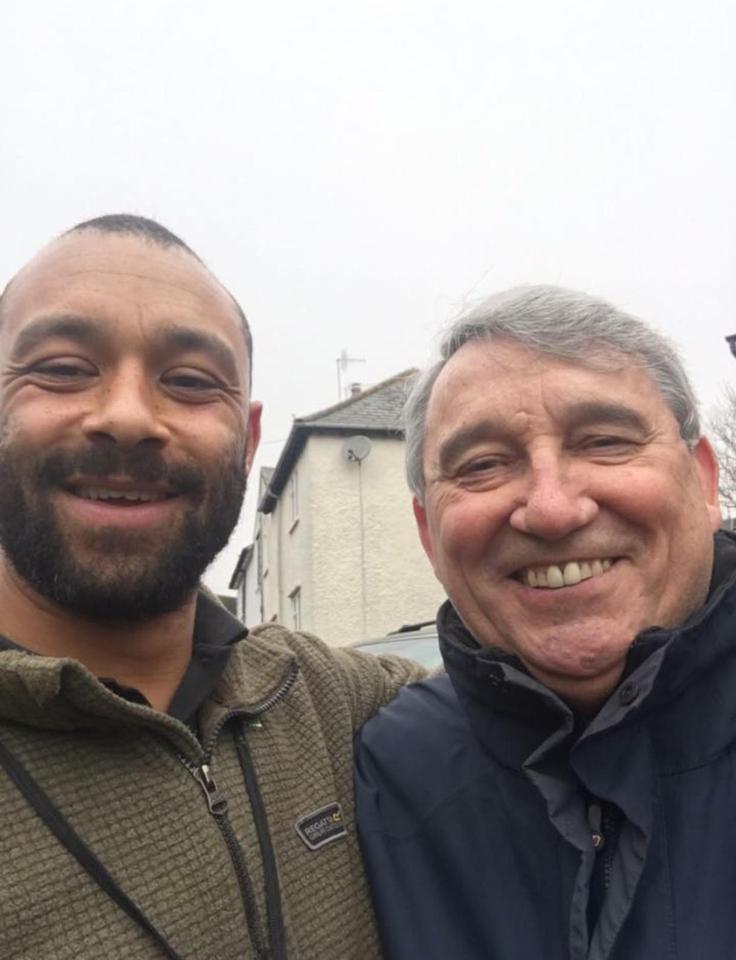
[355,286,729,960]
[0,214,422,960]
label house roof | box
[259,369,416,514]
[228,543,254,590]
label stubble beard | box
[0,438,246,623]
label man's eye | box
[459,456,506,476]
[469,455,505,470]
[163,369,223,393]
[585,435,627,447]
[580,434,638,453]
[32,359,96,380]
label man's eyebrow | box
[9,314,105,360]
[436,402,653,471]
[562,401,652,434]
[437,421,510,472]
[158,326,240,383]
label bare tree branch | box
[708,386,736,521]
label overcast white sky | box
[3,0,735,593]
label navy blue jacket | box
[355,533,736,959]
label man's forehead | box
[0,232,252,394]
[4,231,228,312]
[427,339,670,431]
[433,340,653,396]
[4,230,242,338]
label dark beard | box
[0,439,246,623]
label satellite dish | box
[342,435,372,463]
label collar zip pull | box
[587,802,605,852]
[194,763,228,816]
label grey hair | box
[404,285,701,500]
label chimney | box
[349,382,362,397]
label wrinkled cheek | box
[435,504,494,563]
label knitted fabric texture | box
[0,622,425,959]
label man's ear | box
[244,401,262,475]
[413,495,436,568]
[692,436,721,531]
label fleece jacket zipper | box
[179,657,299,960]
[181,753,268,958]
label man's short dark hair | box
[65,213,201,256]
[1,213,254,378]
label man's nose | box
[81,367,171,449]
[508,460,598,539]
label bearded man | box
[0,214,422,960]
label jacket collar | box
[438,531,736,770]
[0,596,297,759]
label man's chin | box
[3,526,209,622]
[519,628,633,685]
[0,447,246,621]
[38,566,200,623]
[71,531,183,562]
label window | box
[289,587,301,630]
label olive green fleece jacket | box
[0,622,425,960]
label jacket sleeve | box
[290,630,430,730]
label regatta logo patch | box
[295,802,347,851]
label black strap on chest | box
[0,735,185,960]
[235,722,287,960]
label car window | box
[353,633,441,668]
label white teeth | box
[520,558,615,589]
[76,487,165,503]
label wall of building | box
[236,549,261,626]
[305,433,444,645]
[259,510,279,622]
[257,465,314,630]
[279,462,313,631]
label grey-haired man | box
[356,286,731,960]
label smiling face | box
[0,230,261,620]
[414,339,721,707]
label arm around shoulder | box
[251,623,428,730]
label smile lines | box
[518,559,614,589]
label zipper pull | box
[195,763,228,816]
[588,802,605,852]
